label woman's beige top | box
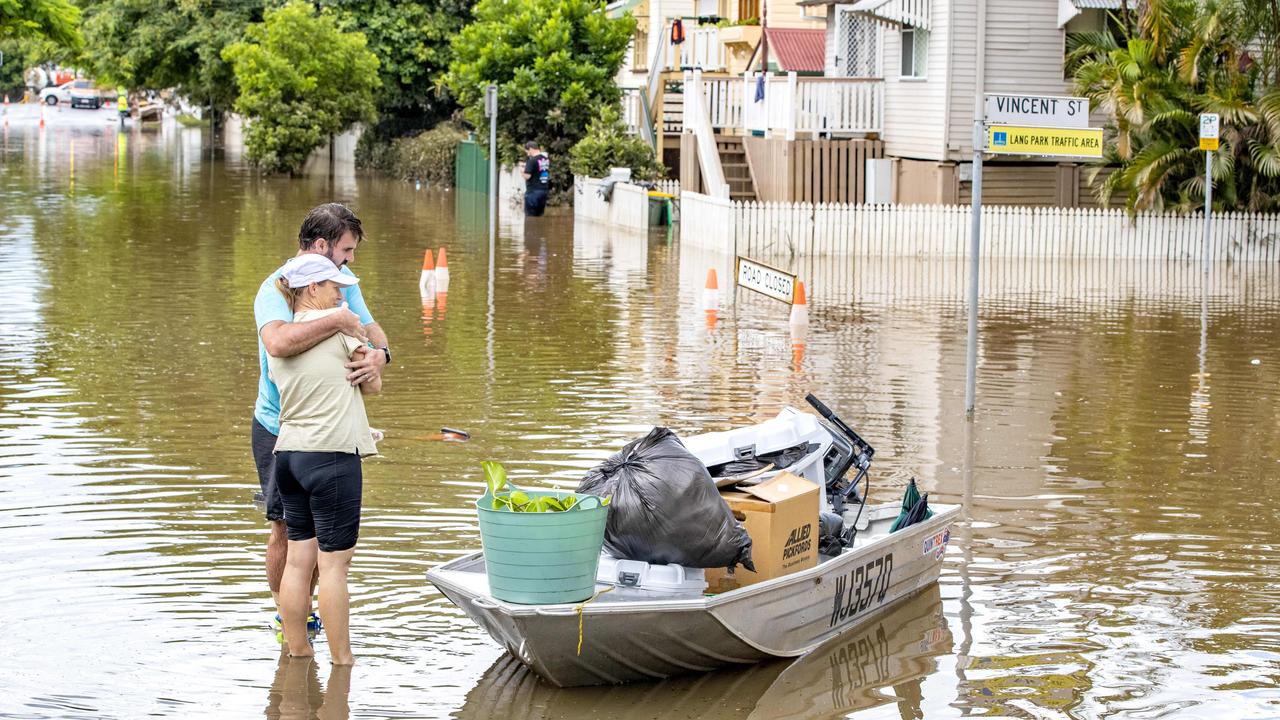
[268,308,378,457]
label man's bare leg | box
[281,538,319,656]
[317,548,356,665]
[267,520,288,609]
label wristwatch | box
[380,346,391,364]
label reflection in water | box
[266,656,351,720]
[2,123,1280,718]
[456,586,950,720]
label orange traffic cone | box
[703,268,719,311]
[435,247,450,288]
[436,290,448,314]
[789,281,808,326]
[419,249,435,292]
[705,308,718,331]
[790,320,807,369]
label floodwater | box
[1,121,1278,720]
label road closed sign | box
[736,257,796,304]
[986,125,1104,159]
[1200,113,1220,151]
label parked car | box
[69,81,102,109]
[38,80,74,106]
[38,79,104,109]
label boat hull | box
[428,503,958,687]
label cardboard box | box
[705,472,819,593]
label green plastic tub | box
[476,489,609,604]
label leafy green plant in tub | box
[482,461,608,513]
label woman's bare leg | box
[317,547,356,664]
[281,538,319,656]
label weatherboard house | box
[666,0,1118,206]
[802,0,1115,205]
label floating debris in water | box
[1251,358,1261,365]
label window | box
[738,0,759,22]
[900,25,928,78]
[632,26,649,70]
[837,9,880,77]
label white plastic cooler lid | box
[596,554,708,595]
[680,407,827,467]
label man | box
[522,141,551,217]
[252,203,390,627]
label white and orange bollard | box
[789,281,808,326]
[435,247,450,289]
[419,249,435,293]
[39,103,46,129]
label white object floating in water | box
[1251,358,1261,365]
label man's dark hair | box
[298,203,364,251]
[524,141,540,150]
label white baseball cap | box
[280,254,359,288]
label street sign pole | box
[1203,149,1213,276]
[965,119,984,417]
[1199,113,1220,277]
[484,84,498,245]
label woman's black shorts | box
[273,451,362,552]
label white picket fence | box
[679,191,1280,262]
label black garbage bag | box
[578,427,754,571]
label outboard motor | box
[806,394,876,546]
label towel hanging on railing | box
[671,18,686,45]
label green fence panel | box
[455,140,490,194]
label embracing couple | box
[251,203,390,664]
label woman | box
[269,254,380,664]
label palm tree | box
[1070,0,1280,212]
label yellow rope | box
[575,586,614,656]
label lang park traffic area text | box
[986,125,1104,159]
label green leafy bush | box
[358,123,468,185]
[569,105,663,181]
[444,0,636,192]
[222,1,380,174]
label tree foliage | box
[320,0,471,127]
[223,1,380,174]
[0,0,81,48]
[1069,0,1280,212]
[79,0,259,117]
[569,105,662,180]
[445,0,634,190]
[0,35,73,93]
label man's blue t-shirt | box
[253,259,374,435]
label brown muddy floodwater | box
[1,122,1279,720]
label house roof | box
[1059,0,1122,26]
[604,0,642,18]
[845,0,932,30]
[766,28,826,73]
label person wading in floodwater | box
[252,204,390,640]
[268,254,381,663]
[522,140,551,217]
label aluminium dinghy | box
[427,396,959,687]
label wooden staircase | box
[717,136,756,201]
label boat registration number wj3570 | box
[829,553,893,627]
